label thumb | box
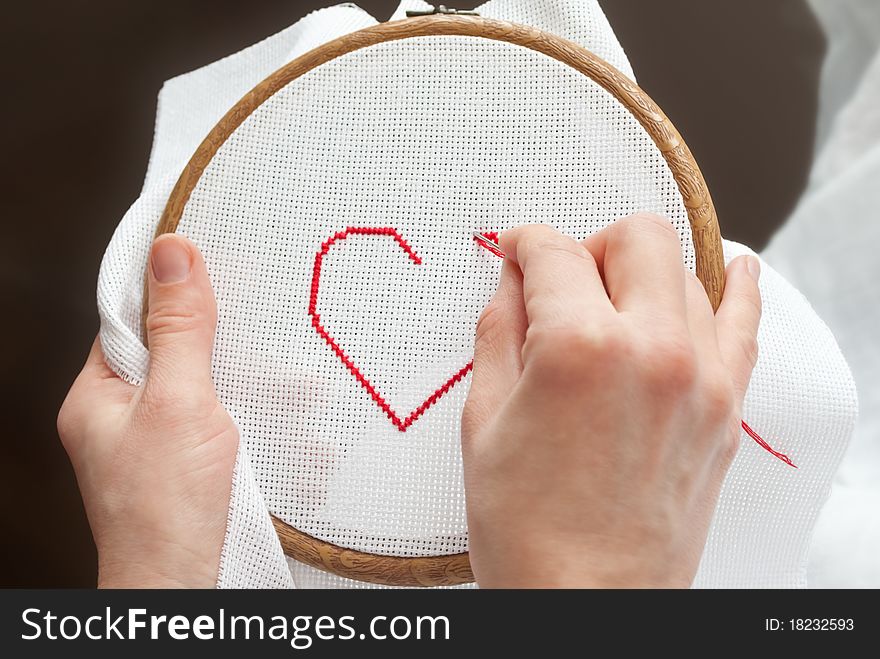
[714,254,762,402]
[144,234,218,398]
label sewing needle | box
[472,231,506,257]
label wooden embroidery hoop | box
[144,13,725,587]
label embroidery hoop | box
[143,13,726,587]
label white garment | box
[764,0,880,588]
[97,0,857,588]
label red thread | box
[741,420,797,468]
[310,226,472,431]
[474,231,505,258]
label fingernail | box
[151,236,192,283]
[745,255,761,282]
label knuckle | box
[534,239,591,263]
[523,327,576,373]
[702,374,736,425]
[641,335,697,392]
[588,327,631,362]
[739,330,760,369]
[504,224,554,251]
[524,323,626,378]
[145,305,203,340]
[515,224,592,263]
[622,212,679,239]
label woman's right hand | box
[461,215,761,588]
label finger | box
[579,226,607,279]
[683,270,720,366]
[714,255,762,401]
[465,259,528,438]
[144,234,218,398]
[499,224,614,330]
[597,213,687,324]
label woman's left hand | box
[57,234,237,588]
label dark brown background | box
[0,1,823,586]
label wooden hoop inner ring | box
[146,14,725,587]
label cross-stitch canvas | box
[96,0,857,588]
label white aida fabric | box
[96,0,857,588]
[765,0,880,587]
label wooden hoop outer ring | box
[146,15,726,587]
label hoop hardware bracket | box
[405,5,480,17]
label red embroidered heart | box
[309,226,488,431]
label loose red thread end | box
[474,231,505,258]
[741,420,797,468]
